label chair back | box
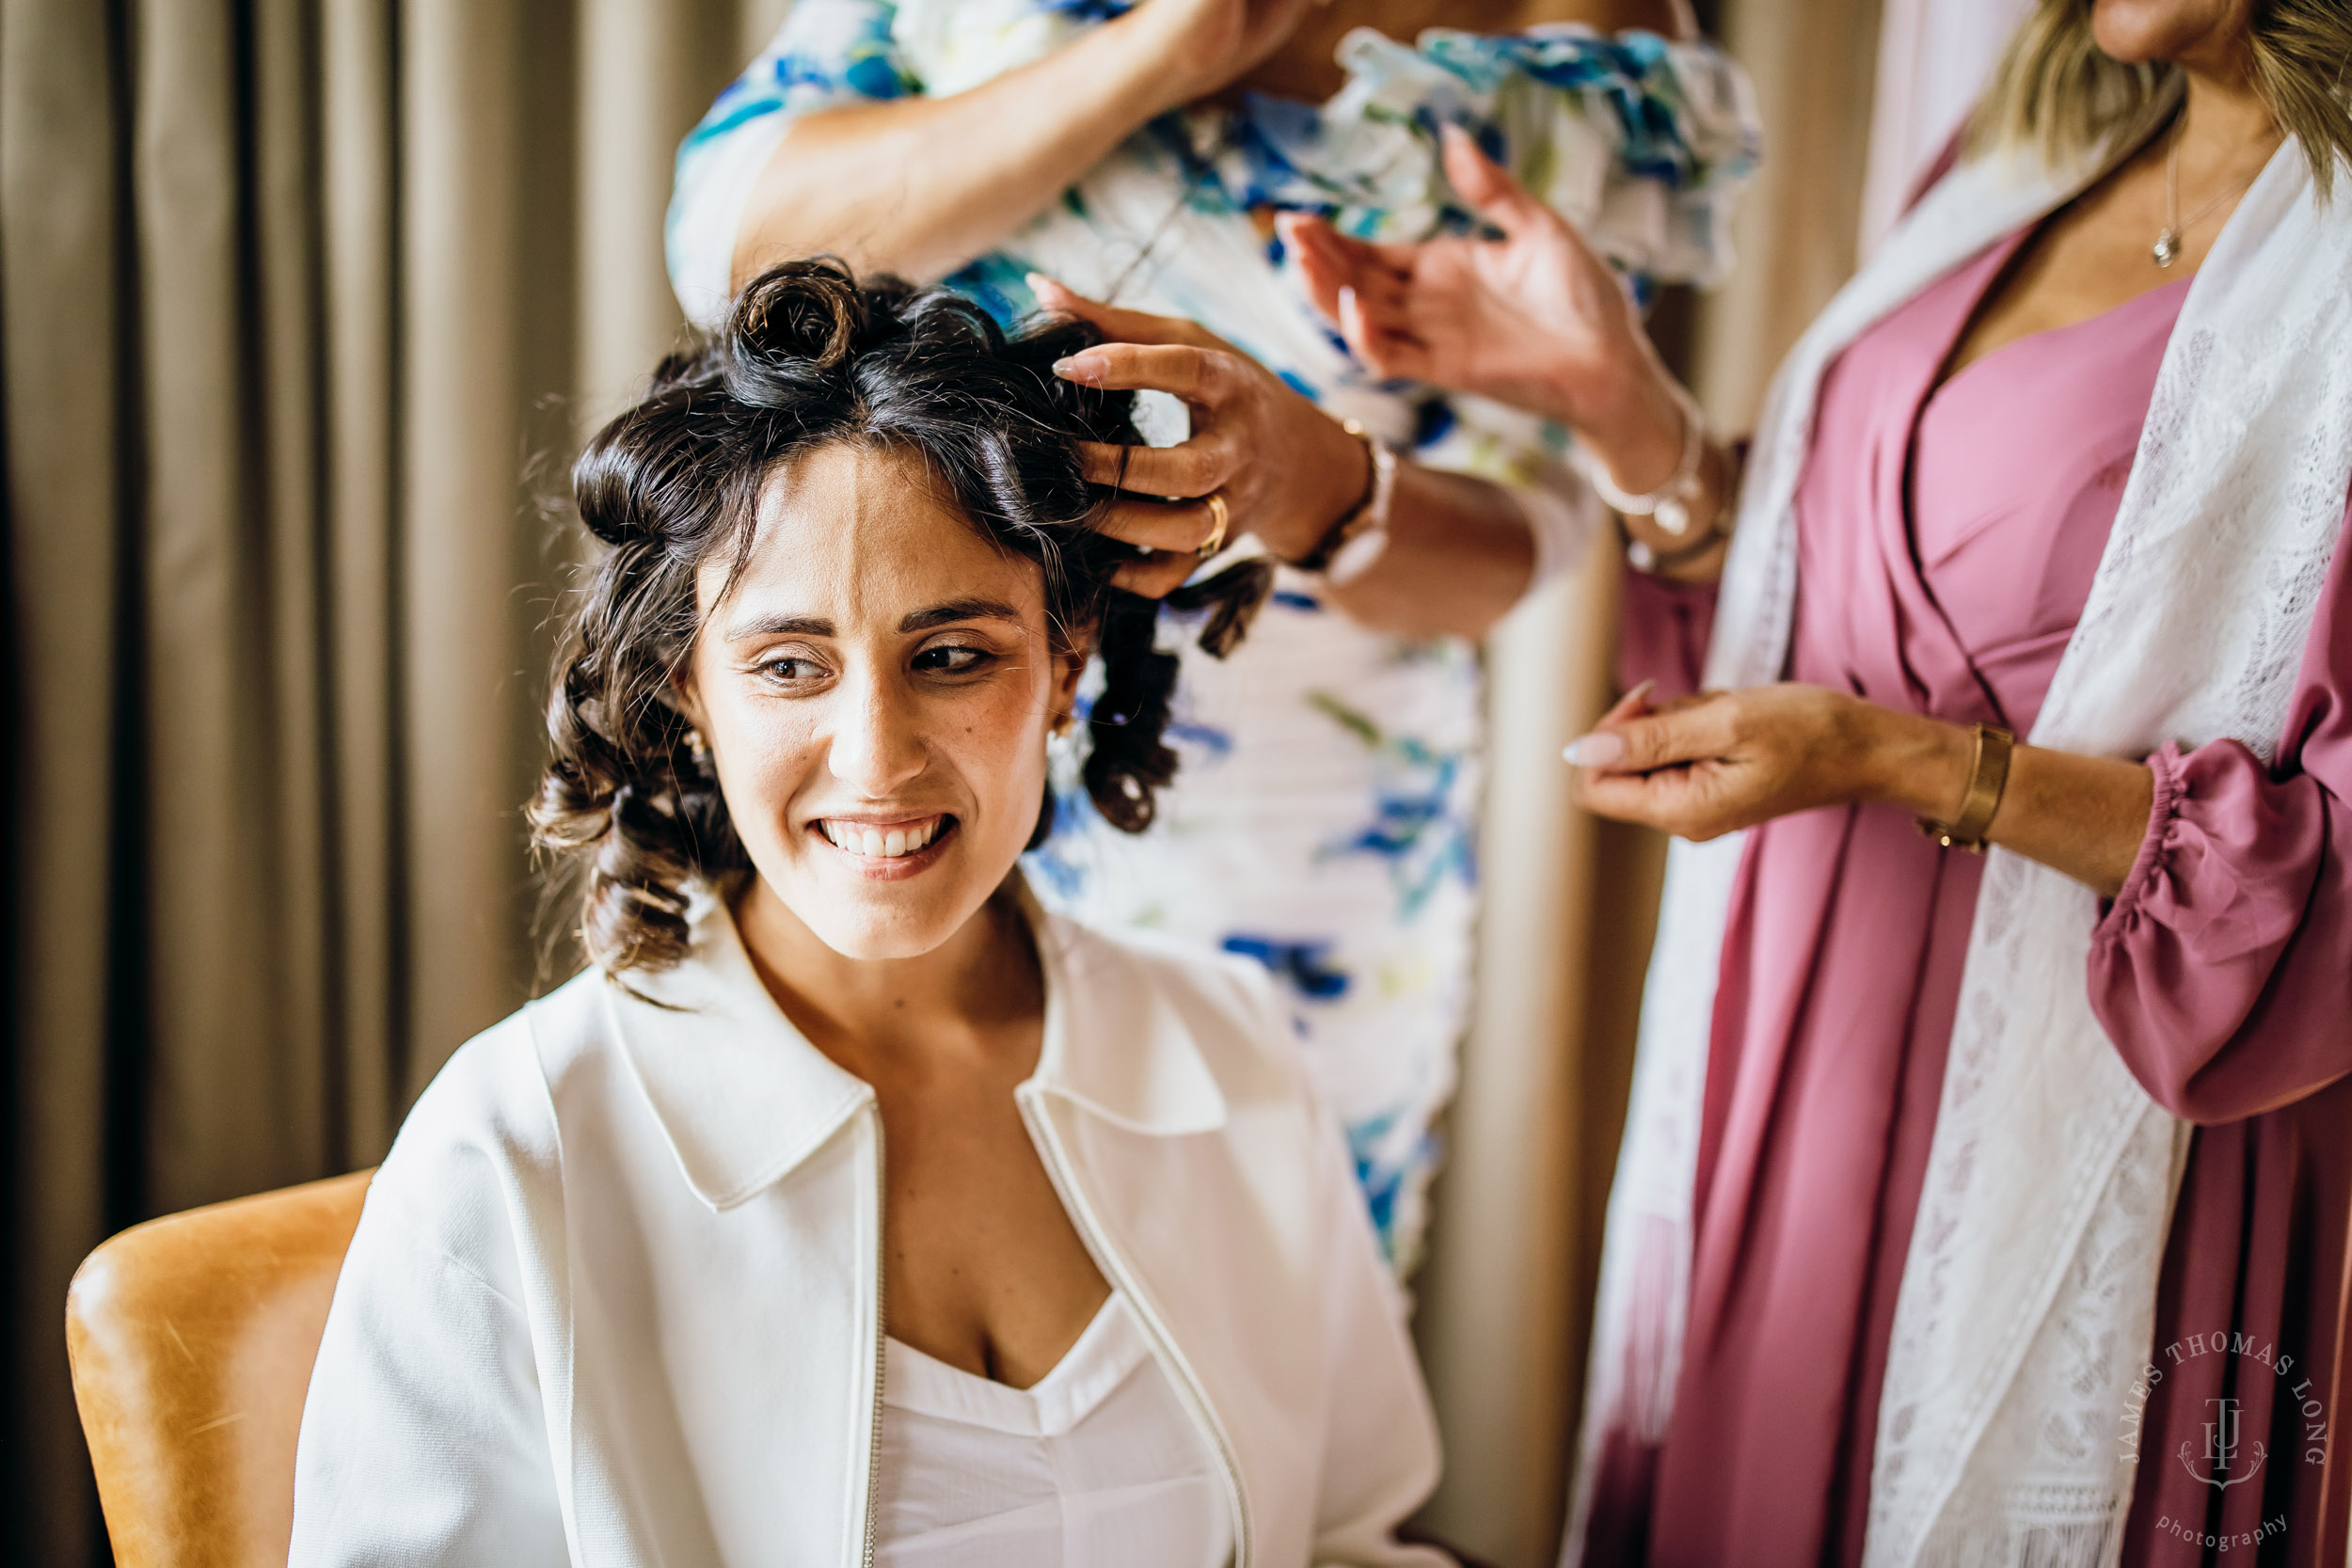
[66,1169,373,1568]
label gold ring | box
[1199,491,1231,558]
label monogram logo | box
[2123,1329,2332,1553]
[2178,1396,2267,1490]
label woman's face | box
[681,442,1084,961]
[2090,0,2252,69]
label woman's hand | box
[1567,682,2162,895]
[1036,277,1370,597]
[1280,126,1685,473]
[1565,683,1972,843]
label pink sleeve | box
[2087,504,2352,1125]
[1617,562,1717,702]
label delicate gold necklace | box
[2153,122,2272,268]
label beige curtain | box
[1408,0,1886,1560]
[0,2,773,1558]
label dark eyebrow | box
[721,599,1023,642]
[899,597,1024,633]
[722,611,833,641]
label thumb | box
[1438,123,1552,240]
[1277,214,1350,324]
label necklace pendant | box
[2153,228,2182,268]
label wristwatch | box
[1295,419,1396,583]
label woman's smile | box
[809,813,958,879]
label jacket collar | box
[606,879,1226,1212]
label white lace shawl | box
[1563,134,2352,1568]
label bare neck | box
[732,878,1043,1066]
[2171,40,2282,186]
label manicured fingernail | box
[1564,731,1627,768]
[1053,356,1099,384]
[1625,678,1657,707]
[1027,272,1062,297]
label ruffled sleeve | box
[1236,28,1759,289]
[2088,507,2352,1125]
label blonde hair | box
[1971,0,2352,196]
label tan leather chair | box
[66,1169,373,1568]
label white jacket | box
[289,890,1454,1568]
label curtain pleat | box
[1,1,134,1559]
[134,0,304,1213]
[398,0,531,1102]
[252,0,336,1191]
[321,0,402,1166]
[2,3,750,1558]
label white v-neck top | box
[874,1292,1235,1568]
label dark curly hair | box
[529,260,1272,974]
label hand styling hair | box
[530,259,1271,974]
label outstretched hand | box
[1564,683,1928,843]
[1033,276,1368,597]
[1280,125,1668,443]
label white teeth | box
[819,817,944,858]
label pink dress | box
[1589,230,2352,1566]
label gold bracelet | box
[1916,722,2015,852]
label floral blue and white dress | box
[667,0,1757,1273]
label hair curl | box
[530,260,1273,974]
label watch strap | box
[1295,420,1393,576]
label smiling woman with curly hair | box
[283,261,1454,1568]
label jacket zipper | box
[1014,1087,1252,1567]
[860,1108,886,1568]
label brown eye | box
[914,643,991,674]
[761,655,826,683]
